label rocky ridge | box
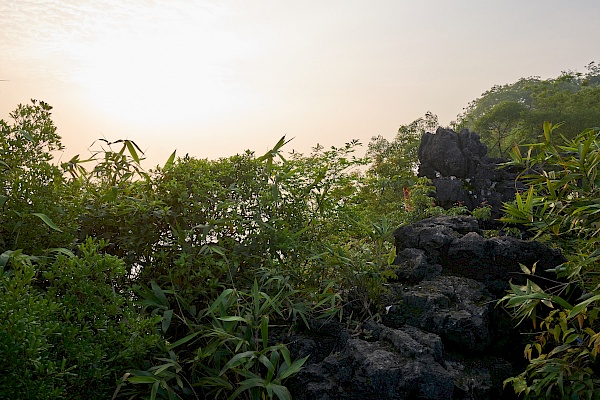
[287,127,564,399]
[288,215,564,399]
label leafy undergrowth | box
[3,91,600,399]
[499,123,600,399]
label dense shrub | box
[500,123,600,398]
[0,240,159,399]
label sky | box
[1,0,598,167]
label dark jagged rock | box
[393,215,564,296]
[383,275,492,353]
[289,216,564,399]
[418,128,487,179]
[417,127,524,219]
[289,322,454,400]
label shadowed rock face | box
[417,127,524,220]
[418,128,487,179]
[289,216,565,400]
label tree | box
[367,111,438,180]
[361,112,439,223]
[471,100,527,157]
[456,62,600,158]
[0,100,78,253]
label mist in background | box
[1,0,598,166]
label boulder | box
[418,128,487,179]
[393,215,564,296]
[417,127,524,219]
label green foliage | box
[367,111,438,181]
[319,216,397,320]
[195,280,312,400]
[1,100,79,253]
[471,100,528,157]
[12,73,587,399]
[120,276,333,400]
[362,112,438,223]
[471,204,492,222]
[0,240,159,400]
[499,123,600,398]
[73,136,371,399]
[457,61,600,158]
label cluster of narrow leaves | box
[499,122,600,399]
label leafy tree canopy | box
[456,61,600,157]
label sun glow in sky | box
[1,1,599,166]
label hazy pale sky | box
[1,0,598,167]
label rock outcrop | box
[288,216,565,400]
[417,127,523,219]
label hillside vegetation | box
[1,63,599,399]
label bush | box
[0,240,160,399]
[499,123,600,398]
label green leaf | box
[568,294,600,319]
[219,351,257,376]
[208,288,235,314]
[279,356,308,380]
[548,343,572,357]
[151,281,170,308]
[151,380,159,400]
[125,140,142,164]
[268,383,292,400]
[0,250,11,268]
[168,331,201,351]
[18,129,34,142]
[162,309,173,333]
[258,354,274,373]
[47,247,75,258]
[228,377,265,400]
[163,150,177,169]
[218,316,246,322]
[550,295,573,311]
[32,212,62,232]
[280,347,292,367]
[127,375,159,384]
[261,315,269,349]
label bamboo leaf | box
[568,294,600,319]
[151,380,159,400]
[125,140,142,163]
[151,281,170,308]
[32,212,63,232]
[168,331,200,350]
[269,383,292,400]
[127,375,159,384]
[163,150,176,169]
[279,356,308,380]
[261,315,269,349]
[219,351,257,376]
[548,343,572,357]
[258,354,274,373]
[227,378,265,400]
[218,316,246,322]
[162,309,173,333]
